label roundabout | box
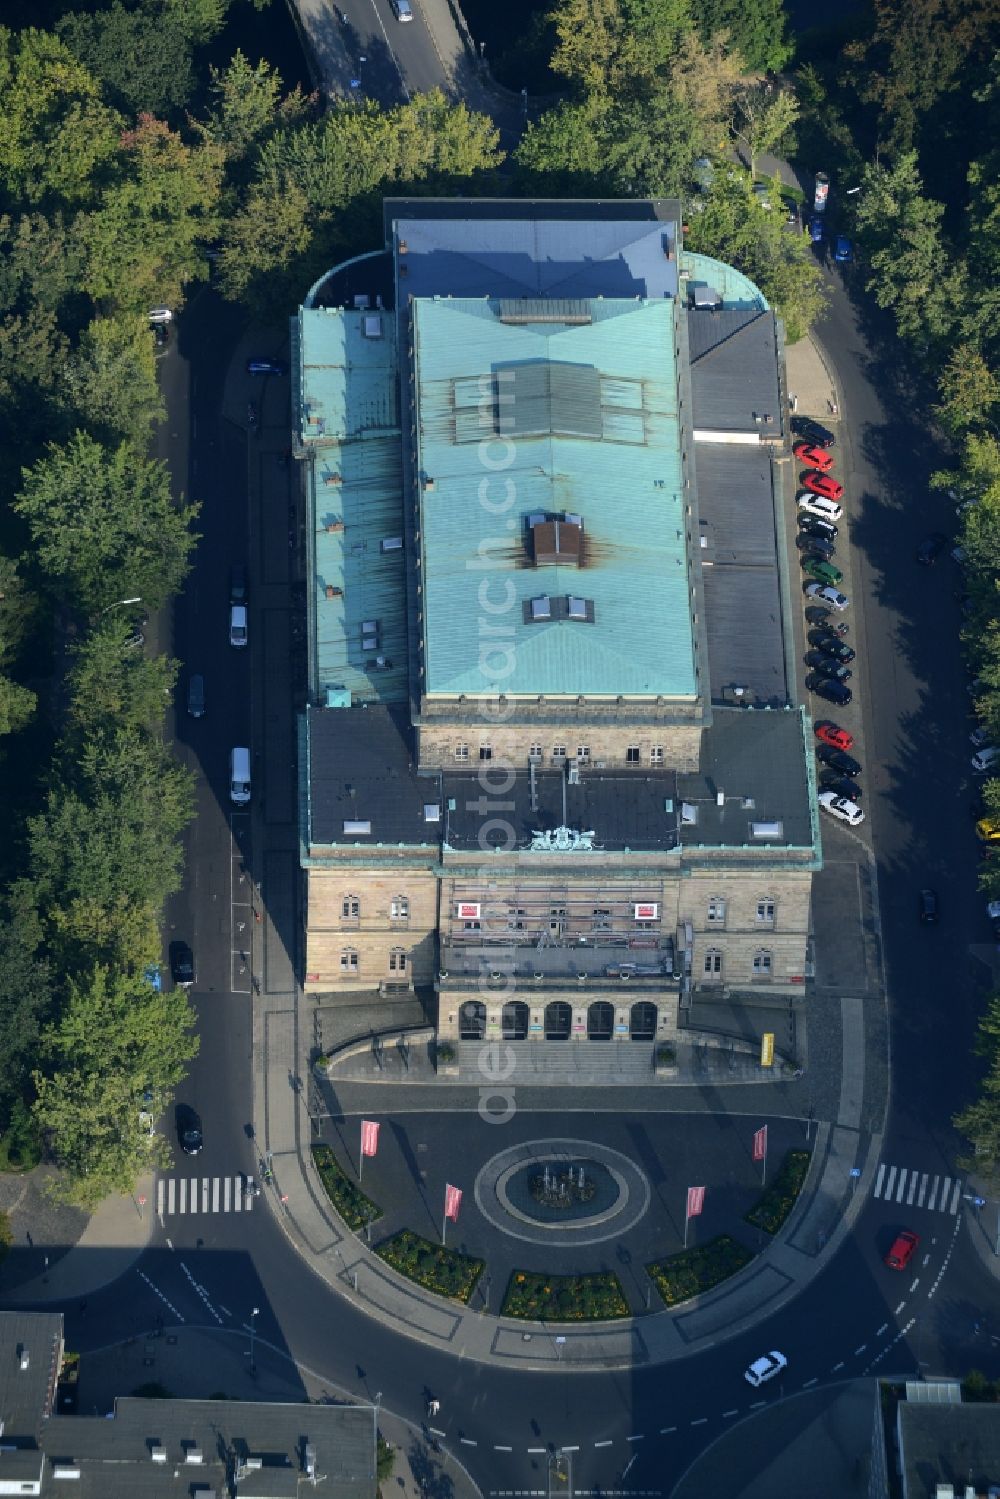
[478,1137,650,1245]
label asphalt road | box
[12,251,1000,1496]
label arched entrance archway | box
[587,1001,614,1040]
[544,1001,572,1040]
[459,1000,486,1040]
[630,1001,657,1040]
[502,1000,529,1040]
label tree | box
[0,556,38,736]
[65,621,179,745]
[77,114,224,314]
[729,81,799,181]
[936,346,1000,437]
[0,887,52,1130]
[547,0,691,101]
[0,27,123,210]
[688,0,792,73]
[198,51,312,166]
[15,431,199,613]
[60,316,165,447]
[33,964,198,1207]
[57,3,196,117]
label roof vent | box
[18,1349,29,1371]
[423,804,441,823]
[751,821,784,840]
[716,790,725,807]
[52,1463,81,1480]
[531,517,582,567]
[363,314,383,339]
[680,803,698,825]
[568,765,580,785]
[245,1457,263,1470]
[530,596,551,621]
[342,820,372,836]
[567,596,587,621]
[305,1444,317,1479]
[185,1447,204,1464]
[151,1445,167,1463]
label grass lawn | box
[311,1144,382,1231]
[501,1269,629,1321]
[646,1234,754,1307]
[376,1229,483,1303]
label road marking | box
[885,1166,897,1199]
[156,1175,254,1216]
[950,1179,962,1214]
[212,1177,220,1213]
[690,1418,708,1426]
[895,1169,908,1203]
[561,1445,580,1452]
[906,1172,918,1205]
[831,1362,844,1372]
[459,1438,477,1446]
[895,1302,906,1315]
[527,1447,546,1453]
[874,1163,886,1197]
[179,1179,187,1213]
[594,1439,613,1447]
[202,1177,209,1213]
[910,1278,920,1292]
[722,1409,738,1418]
[803,1378,817,1388]
[137,1269,185,1321]
[428,1427,445,1438]
[917,1172,928,1207]
[927,1176,940,1210]
[854,1344,867,1356]
[659,1426,676,1434]
[493,1445,513,1452]
[749,1402,765,1410]
[219,1305,231,1318]
[626,1433,644,1442]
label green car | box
[802,557,843,586]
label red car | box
[793,441,834,473]
[885,1230,920,1271]
[815,722,854,752]
[802,471,845,501]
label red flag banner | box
[361,1120,380,1158]
[686,1185,705,1219]
[444,1184,463,1221]
[752,1125,767,1163]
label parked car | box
[791,416,835,448]
[885,1230,919,1270]
[971,726,993,749]
[809,216,825,243]
[805,582,850,610]
[916,533,949,565]
[781,199,799,229]
[799,516,839,541]
[176,1104,203,1157]
[989,899,1000,939]
[918,889,939,924]
[818,790,864,826]
[972,746,1000,773]
[143,963,163,992]
[815,722,854,752]
[152,321,169,348]
[819,772,863,801]
[796,534,836,560]
[804,651,852,680]
[806,673,852,705]
[817,746,862,777]
[186,673,205,719]
[833,235,853,263]
[229,604,248,648]
[802,557,844,585]
[246,358,287,376]
[745,1351,788,1387]
[148,307,173,324]
[801,471,845,501]
[976,816,1000,845]
[169,940,195,987]
[805,605,846,628]
[230,564,248,603]
[809,634,855,663]
[797,494,844,523]
[793,441,835,472]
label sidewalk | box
[2,1172,155,1305]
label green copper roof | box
[412,298,697,699]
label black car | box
[817,745,863,777]
[186,673,205,718]
[169,940,195,987]
[152,321,169,348]
[230,564,248,604]
[796,534,836,559]
[918,888,939,924]
[806,673,852,705]
[804,651,852,680]
[176,1105,203,1156]
[804,605,846,628]
[808,632,856,663]
[915,532,949,565]
[798,516,839,541]
[791,415,835,448]
[819,772,863,801]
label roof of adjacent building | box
[306,703,439,849]
[412,295,697,699]
[677,706,815,849]
[686,305,782,440]
[897,1399,1000,1498]
[0,1311,62,1441]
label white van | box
[394,0,413,19]
[230,747,251,805]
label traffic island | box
[744,1149,812,1235]
[375,1229,483,1303]
[646,1234,754,1307]
[311,1144,382,1231]
[500,1269,629,1321]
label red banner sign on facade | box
[361,1120,380,1158]
[456,902,481,920]
[444,1184,463,1221]
[752,1125,767,1163]
[686,1185,706,1219]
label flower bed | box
[646,1234,753,1307]
[311,1144,382,1231]
[500,1269,629,1321]
[744,1149,812,1235]
[376,1229,483,1303]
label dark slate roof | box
[0,1311,62,1441]
[307,704,439,848]
[442,768,682,853]
[677,707,814,849]
[686,307,782,438]
[693,443,790,706]
[898,1401,1000,1498]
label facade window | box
[389,949,407,973]
[650,746,664,764]
[752,949,773,978]
[577,745,590,760]
[626,746,640,763]
[342,895,360,920]
[756,898,776,926]
[553,745,567,759]
[454,743,469,762]
[340,949,359,973]
[390,895,409,920]
[508,908,526,930]
[463,919,481,931]
[707,897,726,926]
[592,907,612,930]
[703,948,722,976]
[550,906,567,918]
[479,744,493,761]
[529,743,543,759]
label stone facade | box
[416,720,702,773]
[303,863,438,993]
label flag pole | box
[684,1197,690,1250]
[762,1134,767,1189]
[442,1206,448,1247]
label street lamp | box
[248,1306,259,1375]
[100,596,142,615]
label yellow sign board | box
[760,1032,775,1067]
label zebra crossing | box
[872,1163,963,1216]
[156,1175,256,1217]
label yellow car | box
[976,817,1000,844]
